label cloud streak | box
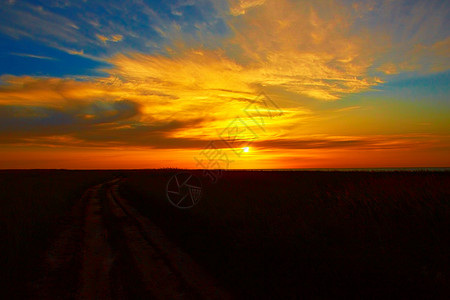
[10,53,55,60]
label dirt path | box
[33,179,231,299]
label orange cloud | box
[1,0,449,169]
[229,0,266,15]
[96,34,123,43]
[224,0,383,100]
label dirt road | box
[32,179,231,299]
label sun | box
[243,147,250,153]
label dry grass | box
[1,170,448,298]
[120,170,450,298]
[0,170,115,297]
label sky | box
[0,0,449,169]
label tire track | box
[105,179,232,300]
[79,183,116,299]
[34,178,231,299]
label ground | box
[1,170,449,299]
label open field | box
[120,170,450,298]
[1,170,449,299]
[0,170,116,297]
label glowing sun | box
[243,147,250,153]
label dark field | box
[121,170,450,298]
[0,170,117,297]
[1,170,449,299]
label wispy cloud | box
[96,34,123,43]
[66,49,84,56]
[10,53,55,60]
[228,0,266,15]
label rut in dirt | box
[32,179,231,299]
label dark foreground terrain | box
[1,170,449,299]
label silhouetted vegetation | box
[120,170,450,298]
[1,170,448,298]
[0,170,115,297]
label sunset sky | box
[0,0,449,169]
